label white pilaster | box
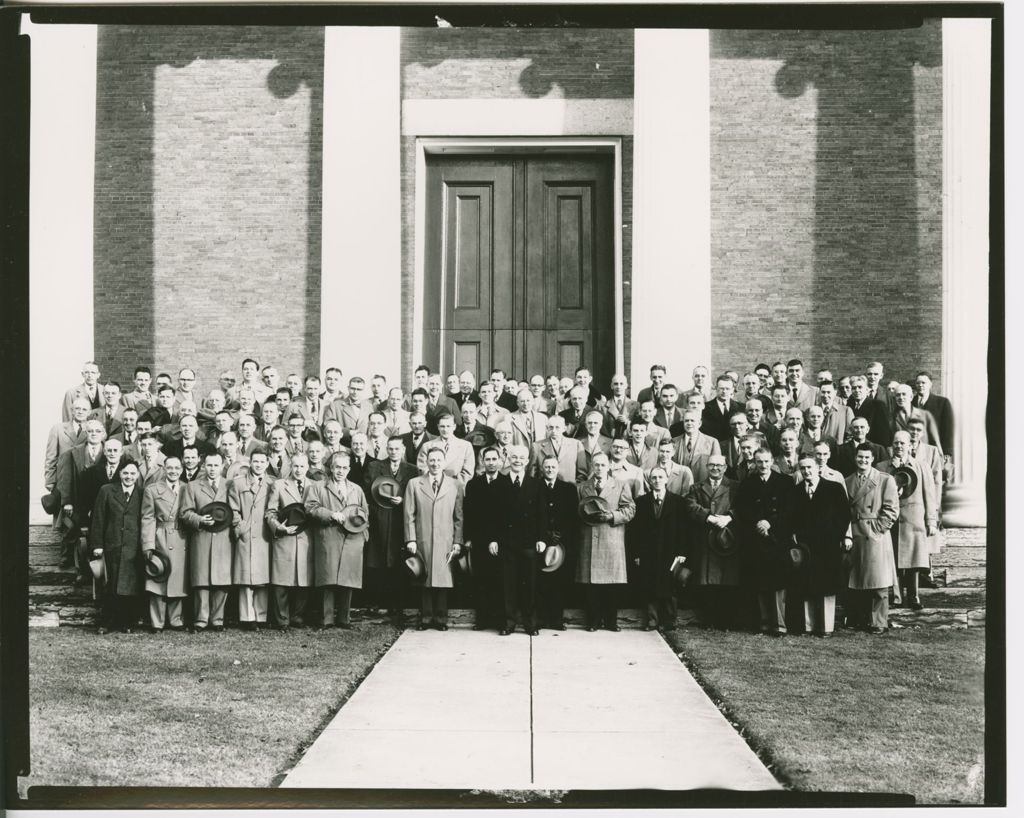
[630,29,712,393]
[940,19,990,527]
[25,21,97,521]
[321,27,401,384]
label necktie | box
[595,480,604,493]
[374,441,381,459]
[443,441,449,455]
[73,422,81,436]
[710,481,719,492]
[124,491,131,503]
[807,485,814,499]
[513,476,521,488]
[297,480,304,495]
[547,481,554,490]
[687,438,693,454]
[107,465,115,479]
[432,478,439,495]
[501,446,507,460]
[212,481,218,493]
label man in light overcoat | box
[228,450,275,629]
[265,453,315,628]
[141,455,189,631]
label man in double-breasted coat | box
[363,438,419,624]
[463,447,509,631]
[846,443,900,633]
[404,444,465,630]
[265,453,315,628]
[630,466,688,631]
[683,455,740,629]
[179,451,237,631]
[228,450,275,629]
[576,452,636,631]
[306,450,370,628]
[497,446,548,635]
[141,455,189,631]
[536,454,579,631]
[89,460,144,633]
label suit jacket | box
[786,478,851,596]
[120,390,154,413]
[529,436,588,484]
[162,437,217,461]
[400,430,436,465]
[821,403,855,444]
[603,397,639,438]
[624,440,660,472]
[751,419,782,455]
[324,398,372,437]
[380,407,412,436]
[425,396,460,434]
[848,396,893,447]
[789,382,819,412]
[654,405,685,432]
[63,382,102,421]
[867,385,898,419]
[558,407,588,439]
[282,397,327,429]
[238,437,268,458]
[629,491,688,598]
[453,390,481,409]
[89,405,125,437]
[416,436,475,483]
[635,385,662,407]
[891,406,942,452]
[456,421,496,458]
[507,410,548,449]
[501,474,547,552]
[55,443,105,522]
[44,421,88,489]
[496,391,519,412]
[835,439,889,477]
[641,422,672,450]
[671,432,721,485]
[701,399,746,442]
[464,472,511,547]
[914,392,954,454]
[644,462,694,497]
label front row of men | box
[86,426,922,636]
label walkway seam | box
[529,633,535,784]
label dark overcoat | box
[630,491,688,598]
[733,471,793,591]
[785,479,852,596]
[89,483,143,597]
[363,459,419,569]
[682,478,739,586]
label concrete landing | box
[281,628,780,791]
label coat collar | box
[849,468,879,502]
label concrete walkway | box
[281,628,780,791]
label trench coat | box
[141,481,189,598]
[576,478,636,584]
[878,459,938,569]
[265,478,314,587]
[683,478,740,586]
[306,479,369,588]
[89,483,144,597]
[913,441,945,554]
[845,468,899,590]
[403,474,465,589]
[228,473,274,586]
[364,459,419,570]
[179,476,237,587]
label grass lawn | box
[25,624,400,792]
[664,625,986,804]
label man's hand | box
[406,541,417,554]
[926,522,937,537]
[842,537,853,552]
[670,555,686,570]
[488,542,499,557]
[536,541,546,554]
[600,510,615,522]
[200,514,215,526]
[283,524,299,535]
[451,543,461,556]
[332,511,345,525]
[756,520,771,536]
[92,548,103,557]
[389,495,402,505]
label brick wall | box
[709,22,944,389]
[94,26,324,395]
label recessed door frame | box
[413,136,624,382]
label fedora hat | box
[672,560,693,589]
[88,552,107,583]
[708,525,737,558]
[56,508,79,538]
[578,495,612,523]
[370,476,402,509]
[41,490,62,516]
[144,549,172,582]
[278,502,308,535]
[340,503,369,535]
[199,501,233,532]
[464,428,492,449]
[892,465,918,498]
[541,543,565,573]
[404,550,426,583]
[300,427,323,443]
[785,541,810,573]
[449,547,472,576]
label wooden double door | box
[423,154,614,386]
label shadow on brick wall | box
[94,26,324,388]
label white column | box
[630,29,712,392]
[25,21,97,523]
[321,27,401,384]
[940,19,990,527]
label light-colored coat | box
[822,403,855,444]
[44,421,88,489]
[529,436,588,484]
[141,481,189,598]
[381,407,412,436]
[576,478,636,584]
[602,397,639,437]
[578,435,613,476]
[228,473,274,586]
[306,479,369,588]
[323,398,371,436]
[403,474,465,589]
[645,462,694,497]
[179,476,236,587]
[265,478,314,587]
[845,468,899,590]
[913,440,945,554]
[63,382,101,421]
[476,404,510,429]
[878,459,938,569]
[89,404,125,437]
[608,461,646,499]
[625,441,659,472]
[416,436,475,483]
[282,397,327,429]
[671,432,722,485]
[507,410,548,449]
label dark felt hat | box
[541,543,565,573]
[279,502,308,535]
[370,476,403,509]
[144,550,172,582]
[41,490,61,516]
[578,495,612,523]
[404,550,426,583]
[893,465,918,498]
[199,500,232,532]
[785,541,810,573]
[672,561,693,589]
[448,546,472,576]
[464,428,492,449]
[88,553,107,583]
[340,503,369,535]
[708,525,738,558]
[56,508,79,537]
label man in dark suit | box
[162,415,216,460]
[497,446,548,635]
[490,369,520,412]
[536,454,579,630]
[635,364,667,407]
[785,456,852,637]
[847,375,893,447]
[702,375,746,442]
[88,382,125,438]
[654,384,683,432]
[835,417,888,476]
[744,397,781,455]
[558,387,590,438]
[453,370,481,410]
[629,466,688,631]
[400,412,435,466]
[913,371,954,455]
[865,361,897,417]
[55,420,109,570]
[455,400,496,458]
[464,447,509,631]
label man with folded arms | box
[141,454,189,632]
[265,453,315,629]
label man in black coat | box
[463,447,509,631]
[400,412,435,466]
[536,455,579,631]
[834,417,889,476]
[498,446,548,635]
[785,456,853,637]
[733,447,794,635]
[847,375,893,447]
[701,375,746,442]
[913,371,954,456]
[629,466,688,631]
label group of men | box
[43,355,953,636]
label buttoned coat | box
[403,474,465,589]
[603,397,639,438]
[363,458,419,570]
[914,392,954,454]
[323,398,371,437]
[848,396,893,447]
[228,473,274,585]
[179,476,236,587]
[845,468,899,590]
[878,459,938,569]
[785,479,852,596]
[683,478,740,586]
[733,471,793,590]
[671,432,721,485]
[89,483,144,597]
[701,399,746,442]
[416,436,475,483]
[629,491,688,598]
[55,443,105,523]
[576,478,636,584]
[822,403,855,444]
[306,479,369,588]
[530,437,588,483]
[507,410,548,449]
[141,481,189,598]
[89,404,125,438]
[645,462,694,497]
[265,477,314,586]
[44,421,88,489]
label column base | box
[942,482,987,528]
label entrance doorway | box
[422,154,615,386]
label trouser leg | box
[501,554,518,630]
[585,584,601,627]
[519,551,538,631]
[322,588,336,625]
[254,586,268,623]
[644,600,659,628]
[601,585,619,628]
[434,589,448,625]
[193,588,210,628]
[419,588,433,625]
[238,587,256,622]
[148,593,167,629]
[271,586,290,626]
[293,588,308,623]
[337,587,353,625]
[870,589,889,630]
[167,598,184,627]
[758,589,787,633]
[210,588,228,626]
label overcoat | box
[363,458,419,569]
[306,479,369,588]
[179,476,236,587]
[785,479,852,596]
[529,436,588,484]
[913,441,945,554]
[878,459,938,569]
[845,468,899,590]
[602,397,639,438]
[415,437,475,483]
[682,478,740,586]
[265,478,314,586]
[671,432,721,485]
[141,481,189,597]
[403,474,465,589]
[228,473,274,585]
[733,471,793,591]
[89,483,143,597]
[575,478,636,584]
[629,491,687,599]
[55,443,104,523]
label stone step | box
[941,566,986,586]
[939,528,987,548]
[888,607,985,629]
[931,545,987,568]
